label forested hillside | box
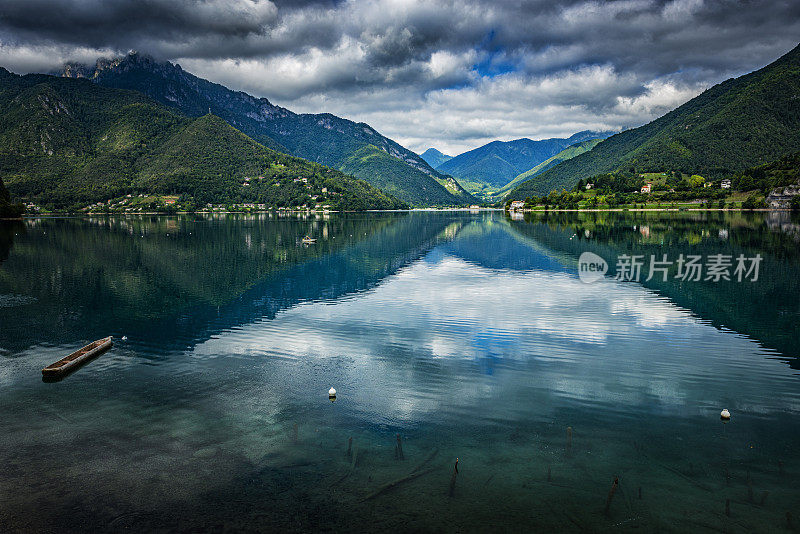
[507,43,800,199]
[0,70,406,210]
[59,53,469,206]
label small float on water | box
[301,236,317,244]
[42,336,113,379]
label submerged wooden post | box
[350,443,359,471]
[448,458,459,497]
[395,433,405,460]
[566,426,573,455]
[347,436,353,460]
[604,476,619,516]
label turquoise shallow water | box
[0,211,799,532]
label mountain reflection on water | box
[0,211,798,533]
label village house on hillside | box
[641,183,652,194]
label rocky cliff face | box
[59,52,438,176]
[767,184,800,209]
[55,52,466,205]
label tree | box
[742,195,765,210]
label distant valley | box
[427,131,613,201]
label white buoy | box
[720,408,731,420]
[121,336,128,341]
[328,387,337,398]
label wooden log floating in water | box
[42,336,113,379]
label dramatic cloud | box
[1,0,799,154]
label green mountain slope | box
[59,52,467,206]
[0,176,23,217]
[734,150,800,191]
[420,148,452,168]
[507,43,800,199]
[491,139,604,201]
[0,70,407,210]
[437,131,612,199]
[338,145,473,205]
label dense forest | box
[507,43,800,199]
[0,176,23,217]
[0,69,407,211]
[59,52,470,206]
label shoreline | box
[8,207,797,218]
[508,207,793,213]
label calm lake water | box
[1,211,799,533]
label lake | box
[1,211,799,532]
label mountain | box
[491,139,604,202]
[58,52,471,206]
[0,69,407,210]
[506,43,800,199]
[436,131,613,199]
[420,148,453,168]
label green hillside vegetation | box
[433,175,477,204]
[492,139,603,201]
[0,70,407,211]
[339,144,473,205]
[445,153,519,199]
[510,150,800,211]
[0,176,23,218]
[507,43,800,199]
[61,53,467,206]
[731,150,800,192]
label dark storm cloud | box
[0,0,798,153]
